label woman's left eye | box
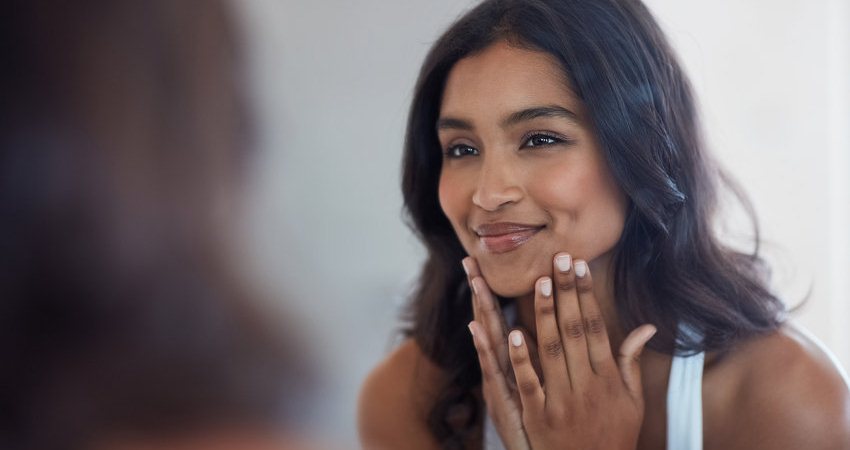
[522,133,564,148]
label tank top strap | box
[482,412,507,450]
[666,326,705,450]
[482,301,513,450]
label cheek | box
[437,170,469,230]
[525,162,583,219]
[529,159,627,258]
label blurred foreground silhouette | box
[0,1,317,448]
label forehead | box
[440,41,582,118]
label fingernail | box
[540,277,552,297]
[468,322,475,337]
[555,254,571,272]
[461,259,471,276]
[646,326,658,340]
[471,277,480,295]
[510,330,523,347]
[575,261,588,278]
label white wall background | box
[233,0,850,444]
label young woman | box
[359,0,850,449]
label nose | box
[471,152,523,211]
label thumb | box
[617,324,657,403]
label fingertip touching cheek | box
[436,41,628,299]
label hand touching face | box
[466,254,655,450]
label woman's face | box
[437,41,628,298]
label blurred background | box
[234,0,850,445]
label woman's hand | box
[466,254,656,450]
[464,256,531,450]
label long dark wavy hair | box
[401,0,786,447]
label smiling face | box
[437,41,629,298]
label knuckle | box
[517,380,538,396]
[537,301,556,316]
[557,278,577,291]
[562,319,585,339]
[576,280,594,294]
[511,350,529,366]
[584,315,606,335]
[542,337,564,358]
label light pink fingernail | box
[461,259,471,276]
[540,277,552,297]
[556,254,571,272]
[645,325,657,340]
[468,322,475,336]
[510,330,523,347]
[575,261,588,278]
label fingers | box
[471,321,534,450]
[571,260,618,377]
[469,321,515,406]
[508,329,544,415]
[513,326,542,381]
[463,257,482,324]
[464,257,510,375]
[617,324,657,405]
[532,275,570,399]
[475,277,511,375]
[552,253,592,388]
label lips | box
[474,222,544,254]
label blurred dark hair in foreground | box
[0,1,312,448]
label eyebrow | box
[436,117,473,131]
[502,105,579,127]
[436,105,579,132]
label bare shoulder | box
[712,324,850,449]
[357,338,443,450]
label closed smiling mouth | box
[474,222,545,254]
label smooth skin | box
[358,41,850,449]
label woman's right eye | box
[444,144,479,159]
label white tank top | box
[482,346,705,450]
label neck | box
[513,253,626,354]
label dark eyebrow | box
[436,117,473,131]
[436,105,578,133]
[502,105,578,127]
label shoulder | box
[357,338,443,450]
[710,324,850,449]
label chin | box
[476,259,541,299]
[488,282,534,299]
